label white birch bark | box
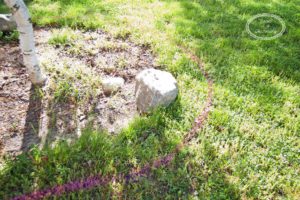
[4,0,45,85]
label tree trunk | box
[4,0,45,85]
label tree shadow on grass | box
[162,0,299,199]
[169,0,300,83]
[25,0,116,29]
[162,0,299,127]
[159,0,295,119]
[0,5,8,13]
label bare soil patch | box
[0,28,156,158]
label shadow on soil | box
[22,85,43,151]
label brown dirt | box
[0,28,156,158]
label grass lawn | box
[1,0,299,199]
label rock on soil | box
[135,68,178,113]
[102,77,125,94]
[0,14,16,31]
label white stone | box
[135,68,178,113]
[102,77,125,94]
[0,14,16,31]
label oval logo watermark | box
[246,13,286,40]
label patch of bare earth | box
[0,28,156,158]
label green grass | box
[0,30,19,41]
[53,80,80,103]
[48,28,78,46]
[0,0,299,199]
